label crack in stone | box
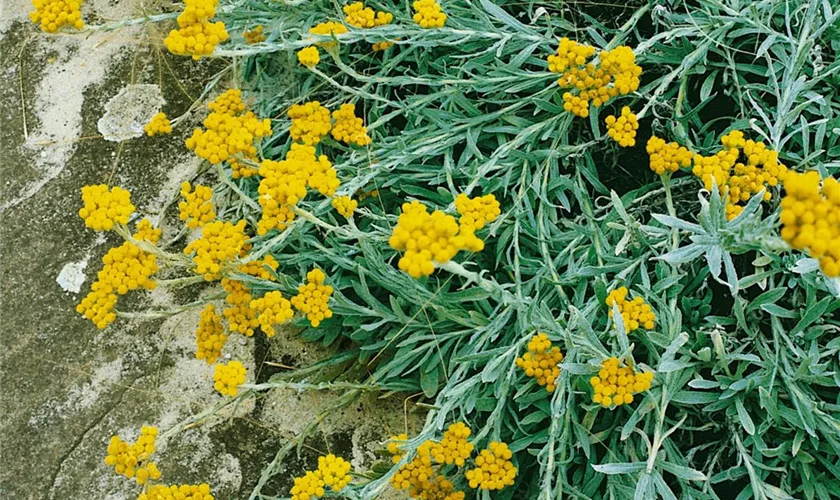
[46,374,144,497]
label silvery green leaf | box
[592,462,646,475]
[651,213,704,234]
[659,243,708,265]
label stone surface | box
[0,2,421,499]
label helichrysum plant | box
[75,1,840,498]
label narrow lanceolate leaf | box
[592,462,647,475]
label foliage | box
[79,0,840,498]
[200,0,840,498]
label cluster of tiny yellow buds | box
[222,279,259,336]
[291,471,325,500]
[331,103,371,146]
[343,2,393,28]
[590,357,653,408]
[213,360,246,396]
[288,102,332,145]
[196,304,226,364]
[145,112,173,136]
[605,106,638,147]
[390,440,436,494]
[309,21,348,49]
[454,193,501,230]
[165,0,228,59]
[243,25,265,44]
[138,484,214,500]
[250,291,294,338]
[386,433,408,463]
[219,256,278,336]
[432,422,474,466]
[185,90,271,178]
[257,144,338,234]
[76,238,159,329]
[290,268,334,327]
[297,46,320,68]
[183,220,248,280]
[465,442,516,491]
[104,426,161,485]
[646,136,692,175]
[692,130,787,220]
[415,475,465,500]
[372,40,395,51]
[317,454,353,491]
[332,196,357,218]
[29,0,83,32]
[605,287,655,331]
[179,182,216,229]
[550,40,641,118]
[780,171,840,276]
[208,89,245,115]
[412,0,446,28]
[79,185,135,231]
[515,333,564,392]
[389,200,484,278]
[77,282,118,329]
[547,37,596,73]
[134,218,162,244]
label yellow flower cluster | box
[179,182,216,229]
[515,333,564,392]
[290,268,334,327]
[465,442,516,491]
[29,0,83,32]
[297,46,320,68]
[605,106,638,147]
[183,220,248,280]
[343,2,393,28]
[138,484,214,500]
[589,357,653,408]
[332,195,357,218]
[250,291,294,337]
[288,102,332,145]
[164,0,229,59]
[291,471,325,500]
[104,426,161,485]
[243,25,265,44]
[257,144,339,234]
[454,193,501,230]
[780,171,840,276]
[387,426,470,499]
[391,441,440,496]
[331,103,371,146]
[389,200,484,278]
[196,304,226,364]
[145,112,172,136]
[79,184,135,231]
[691,131,788,219]
[77,224,160,330]
[221,255,279,336]
[309,21,348,49]
[547,39,641,118]
[213,360,246,396]
[646,136,692,175]
[317,454,353,491]
[606,287,655,332]
[185,89,272,178]
[413,0,446,28]
[135,218,162,244]
[290,454,352,500]
[432,422,474,466]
